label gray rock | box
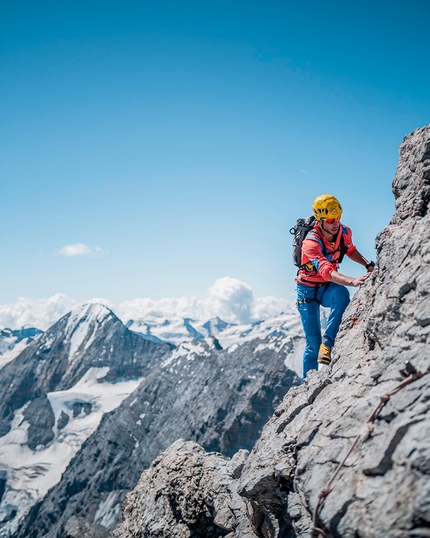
[72,401,92,417]
[235,125,430,537]
[23,395,55,450]
[113,440,257,538]
[57,411,70,430]
[0,472,6,505]
[63,516,111,538]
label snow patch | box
[253,333,304,377]
[284,337,305,378]
[0,368,142,535]
[66,303,112,361]
[94,490,123,530]
[162,341,210,368]
[0,341,29,370]
[130,311,302,349]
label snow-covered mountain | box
[127,311,303,348]
[0,303,171,536]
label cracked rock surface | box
[116,125,430,538]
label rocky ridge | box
[114,125,430,538]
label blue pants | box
[296,283,350,382]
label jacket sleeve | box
[301,238,336,281]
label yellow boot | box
[318,344,331,365]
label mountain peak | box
[66,303,114,332]
[64,303,116,362]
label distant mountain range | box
[0,328,43,370]
[126,311,303,348]
[0,310,304,369]
[0,303,303,537]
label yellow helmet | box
[312,194,343,221]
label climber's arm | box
[329,270,370,287]
[347,249,374,273]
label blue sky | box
[1,0,429,305]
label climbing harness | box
[310,361,425,538]
[296,283,329,307]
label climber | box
[296,194,374,382]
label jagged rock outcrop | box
[114,440,257,538]
[15,335,301,538]
[115,125,430,538]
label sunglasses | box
[324,217,341,224]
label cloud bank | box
[0,294,78,330]
[0,278,294,330]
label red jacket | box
[295,221,357,287]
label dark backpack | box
[290,216,348,268]
[290,216,315,268]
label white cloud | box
[0,294,115,331]
[117,277,294,325]
[0,278,294,330]
[58,244,104,257]
[117,297,204,322]
[205,277,254,323]
[0,294,78,330]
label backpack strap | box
[319,229,348,264]
[338,234,348,264]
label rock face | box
[15,335,301,538]
[115,125,430,538]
